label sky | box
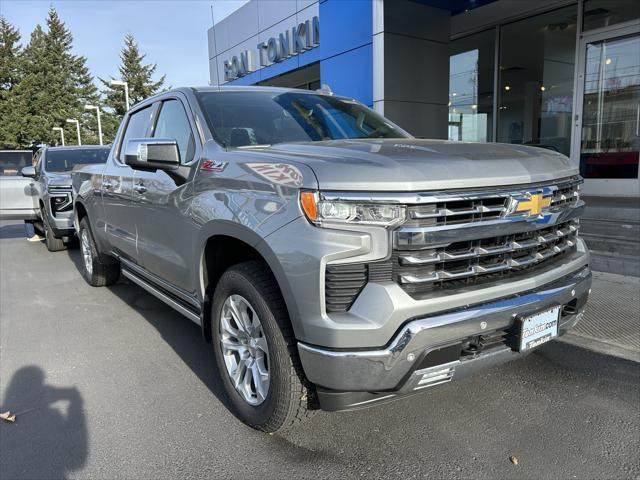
[0,0,249,88]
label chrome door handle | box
[102,179,113,189]
[133,183,147,194]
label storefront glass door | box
[575,26,640,196]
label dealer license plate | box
[519,306,560,351]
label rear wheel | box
[42,209,66,252]
[211,261,314,432]
[78,217,120,287]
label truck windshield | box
[196,90,410,148]
[46,148,110,172]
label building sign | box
[223,16,320,81]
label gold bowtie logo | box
[515,193,552,216]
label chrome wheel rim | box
[80,229,93,275]
[219,294,270,406]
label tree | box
[0,16,23,148]
[11,7,100,147]
[101,33,165,118]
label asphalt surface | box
[1,220,639,479]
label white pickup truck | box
[0,150,38,221]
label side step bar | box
[121,268,202,325]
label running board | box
[121,268,202,325]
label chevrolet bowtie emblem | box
[512,193,552,216]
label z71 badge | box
[200,159,228,172]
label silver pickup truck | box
[71,86,591,433]
[1,146,110,250]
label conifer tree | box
[101,33,166,117]
[0,16,23,148]
[12,8,99,147]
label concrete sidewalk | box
[562,271,640,362]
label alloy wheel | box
[80,229,93,275]
[219,294,270,405]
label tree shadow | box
[0,366,88,480]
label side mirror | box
[21,166,36,178]
[124,138,180,171]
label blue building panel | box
[319,0,372,60]
[320,43,372,106]
[259,55,301,81]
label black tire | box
[211,261,315,433]
[78,217,120,287]
[42,210,66,252]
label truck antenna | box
[210,3,221,91]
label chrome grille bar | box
[398,223,578,285]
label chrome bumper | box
[298,266,591,410]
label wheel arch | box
[197,221,301,343]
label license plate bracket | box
[506,306,560,352]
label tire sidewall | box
[78,218,97,284]
[211,268,288,429]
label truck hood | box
[46,172,73,188]
[250,139,577,191]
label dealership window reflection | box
[498,6,577,156]
[583,0,640,31]
[580,35,640,179]
[449,29,495,142]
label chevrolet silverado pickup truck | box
[71,86,591,432]
[17,146,110,250]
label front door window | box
[579,34,640,179]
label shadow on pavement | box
[0,223,26,239]
[0,366,88,479]
[65,249,236,418]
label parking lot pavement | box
[1,220,639,480]
[561,271,640,362]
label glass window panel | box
[583,0,640,31]
[580,35,640,179]
[449,29,495,142]
[153,100,195,163]
[498,6,577,156]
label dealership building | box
[208,0,639,200]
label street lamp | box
[52,127,65,146]
[84,104,103,145]
[66,118,81,145]
[110,79,130,111]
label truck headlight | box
[300,191,405,227]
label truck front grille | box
[395,220,578,296]
[324,177,584,311]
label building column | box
[373,0,451,139]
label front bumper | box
[298,266,591,411]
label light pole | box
[52,127,65,146]
[110,79,130,111]
[85,104,103,145]
[66,118,81,145]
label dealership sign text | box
[223,16,320,81]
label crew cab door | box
[0,150,38,221]
[131,96,199,293]
[102,105,155,261]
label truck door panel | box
[132,97,199,293]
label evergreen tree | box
[101,33,166,117]
[12,8,100,147]
[0,16,23,148]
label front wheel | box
[42,209,66,252]
[78,217,120,287]
[211,261,315,432]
